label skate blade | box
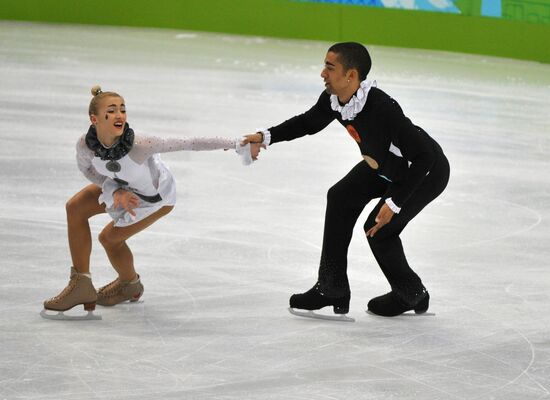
[366,310,436,317]
[40,309,102,321]
[288,307,355,322]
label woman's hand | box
[365,203,395,238]
[241,133,266,160]
[113,190,140,217]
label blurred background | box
[1,0,549,63]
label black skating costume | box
[265,81,450,316]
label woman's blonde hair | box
[88,85,123,116]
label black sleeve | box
[385,106,438,207]
[269,91,336,144]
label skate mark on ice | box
[170,280,198,324]
[503,284,549,311]
[0,212,323,256]
[432,198,542,251]
[351,321,535,390]
[72,362,102,398]
[175,337,223,363]
[372,364,466,400]
[463,306,549,398]
[71,345,102,368]
[145,317,169,346]
[202,171,320,201]
[0,300,40,314]
[111,222,322,252]
[293,356,465,400]
[482,329,549,397]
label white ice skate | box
[288,307,355,322]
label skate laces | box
[99,279,124,298]
[50,275,78,303]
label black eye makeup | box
[105,107,126,114]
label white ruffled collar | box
[330,80,376,121]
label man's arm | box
[386,116,438,208]
[242,91,335,158]
[267,91,335,144]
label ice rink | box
[1,20,550,399]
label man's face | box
[320,51,351,96]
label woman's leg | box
[42,184,105,315]
[66,184,106,274]
[98,205,173,281]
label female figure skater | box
[41,85,252,320]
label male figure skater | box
[243,42,450,318]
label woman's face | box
[90,95,126,137]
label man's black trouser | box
[317,151,450,298]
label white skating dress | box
[76,126,238,227]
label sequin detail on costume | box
[317,253,350,297]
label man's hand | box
[241,133,266,160]
[113,190,140,217]
[365,203,395,238]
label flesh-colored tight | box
[65,184,173,281]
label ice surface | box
[1,20,550,400]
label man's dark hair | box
[328,42,372,81]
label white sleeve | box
[76,135,105,186]
[130,134,237,163]
[98,178,121,208]
[385,197,401,214]
[258,129,272,146]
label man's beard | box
[324,85,334,95]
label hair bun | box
[91,85,102,96]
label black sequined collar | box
[85,123,134,161]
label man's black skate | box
[367,290,430,317]
[288,283,354,322]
